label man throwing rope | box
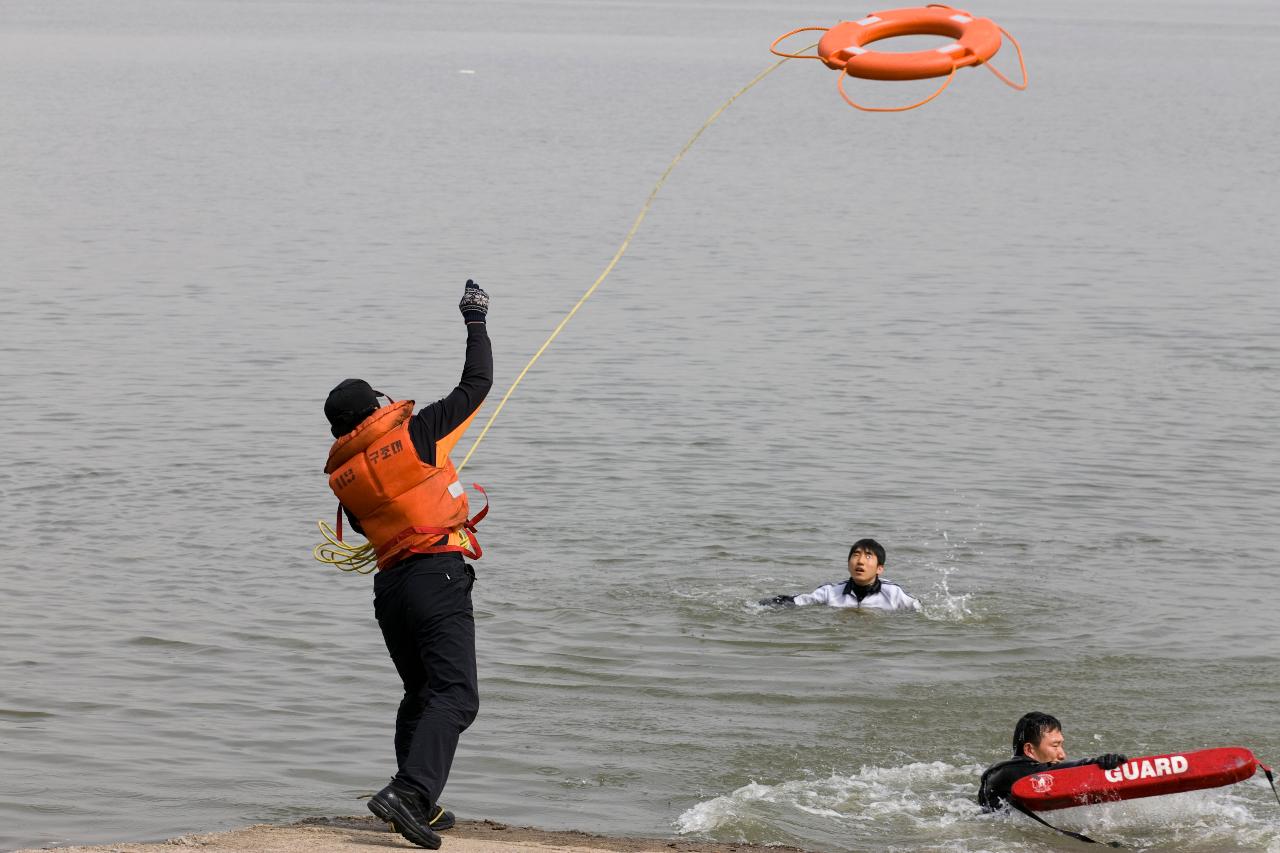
[322,280,492,849]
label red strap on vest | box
[377,483,490,566]
[335,504,344,542]
[466,483,489,526]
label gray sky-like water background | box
[2,1,1278,851]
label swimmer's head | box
[1012,712,1065,761]
[847,538,886,585]
[848,538,885,566]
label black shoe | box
[367,780,442,849]
[427,804,455,831]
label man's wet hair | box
[848,538,886,566]
[1012,711,1062,756]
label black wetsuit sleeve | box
[979,758,1040,810]
[408,323,493,465]
[978,757,1099,810]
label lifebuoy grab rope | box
[838,64,956,112]
[770,26,831,59]
[770,5,1027,111]
[984,25,1028,91]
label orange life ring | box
[770,5,1025,111]
[816,6,1002,81]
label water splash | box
[676,762,1280,851]
[920,564,976,622]
[675,761,983,834]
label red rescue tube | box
[1011,747,1260,811]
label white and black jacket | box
[790,578,921,612]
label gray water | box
[2,0,1278,851]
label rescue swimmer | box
[760,538,921,612]
[978,711,1127,811]
[323,279,492,850]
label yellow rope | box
[313,518,378,574]
[454,53,800,473]
[313,51,809,573]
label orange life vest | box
[324,400,486,570]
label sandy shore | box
[13,816,812,853]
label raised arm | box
[409,280,494,465]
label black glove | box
[759,595,796,607]
[459,279,489,323]
[1093,753,1126,771]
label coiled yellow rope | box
[313,517,379,573]
[313,51,805,574]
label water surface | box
[2,1,1278,851]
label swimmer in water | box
[978,711,1126,810]
[760,538,921,612]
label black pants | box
[373,552,479,804]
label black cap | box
[325,378,379,436]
